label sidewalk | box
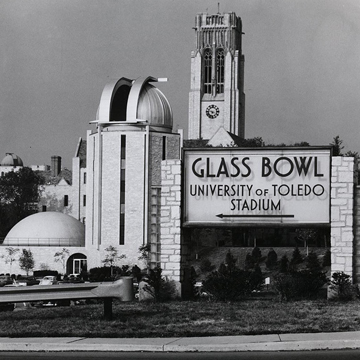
[0,331,359,352]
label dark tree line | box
[0,167,44,238]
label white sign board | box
[183,148,331,226]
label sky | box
[1,0,360,168]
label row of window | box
[63,195,86,207]
[203,47,225,94]
[120,135,126,245]
[46,135,129,245]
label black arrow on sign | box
[216,214,295,218]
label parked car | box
[0,276,15,310]
[0,275,13,287]
[60,274,84,284]
[39,276,58,285]
[15,276,40,286]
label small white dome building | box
[4,212,85,247]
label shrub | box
[203,268,251,301]
[33,270,58,278]
[114,265,132,277]
[89,267,112,282]
[329,271,355,301]
[244,253,255,270]
[225,250,237,269]
[291,246,303,264]
[251,246,262,262]
[142,267,178,302]
[322,249,331,267]
[279,255,289,273]
[274,269,327,301]
[305,251,322,273]
[273,273,296,301]
[265,248,278,269]
[203,251,262,301]
[132,265,142,282]
[200,259,216,273]
[295,270,327,299]
[249,265,263,291]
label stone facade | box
[354,185,360,283]
[160,160,182,283]
[158,155,359,295]
[330,156,356,278]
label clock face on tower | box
[206,104,220,119]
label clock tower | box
[188,12,245,140]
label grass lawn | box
[1,298,360,338]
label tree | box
[138,244,150,266]
[54,248,70,273]
[244,253,255,270]
[0,167,44,237]
[330,271,354,301]
[265,248,278,269]
[19,249,35,275]
[322,249,331,267]
[279,254,289,273]
[305,251,322,274]
[102,246,126,276]
[295,228,317,254]
[290,247,303,268]
[225,250,237,271]
[2,247,20,274]
[330,135,344,156]
[344,150,360,161]
[251,246,262,263]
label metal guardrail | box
[0,278,134,320]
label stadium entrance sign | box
[183,147,331,226]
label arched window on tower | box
[203,48,212,94]
[216,48,225,94]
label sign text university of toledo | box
[183,148,331,226]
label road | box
[1,350,360,360]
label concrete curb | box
[0,332,359,352]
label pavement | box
[0,331,360,352]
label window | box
[120,214,125,245]
[216,48,225,94]
[203,48,212,94]
[83,195,86,207]
[83,172,87,184]
[162,136,167,161]
[120,135,126,245]
[64,195,68,207]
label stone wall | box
[354,185,360,283]
[331,156,356,278]
[159,155,359,296]
[160,160,182,287]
